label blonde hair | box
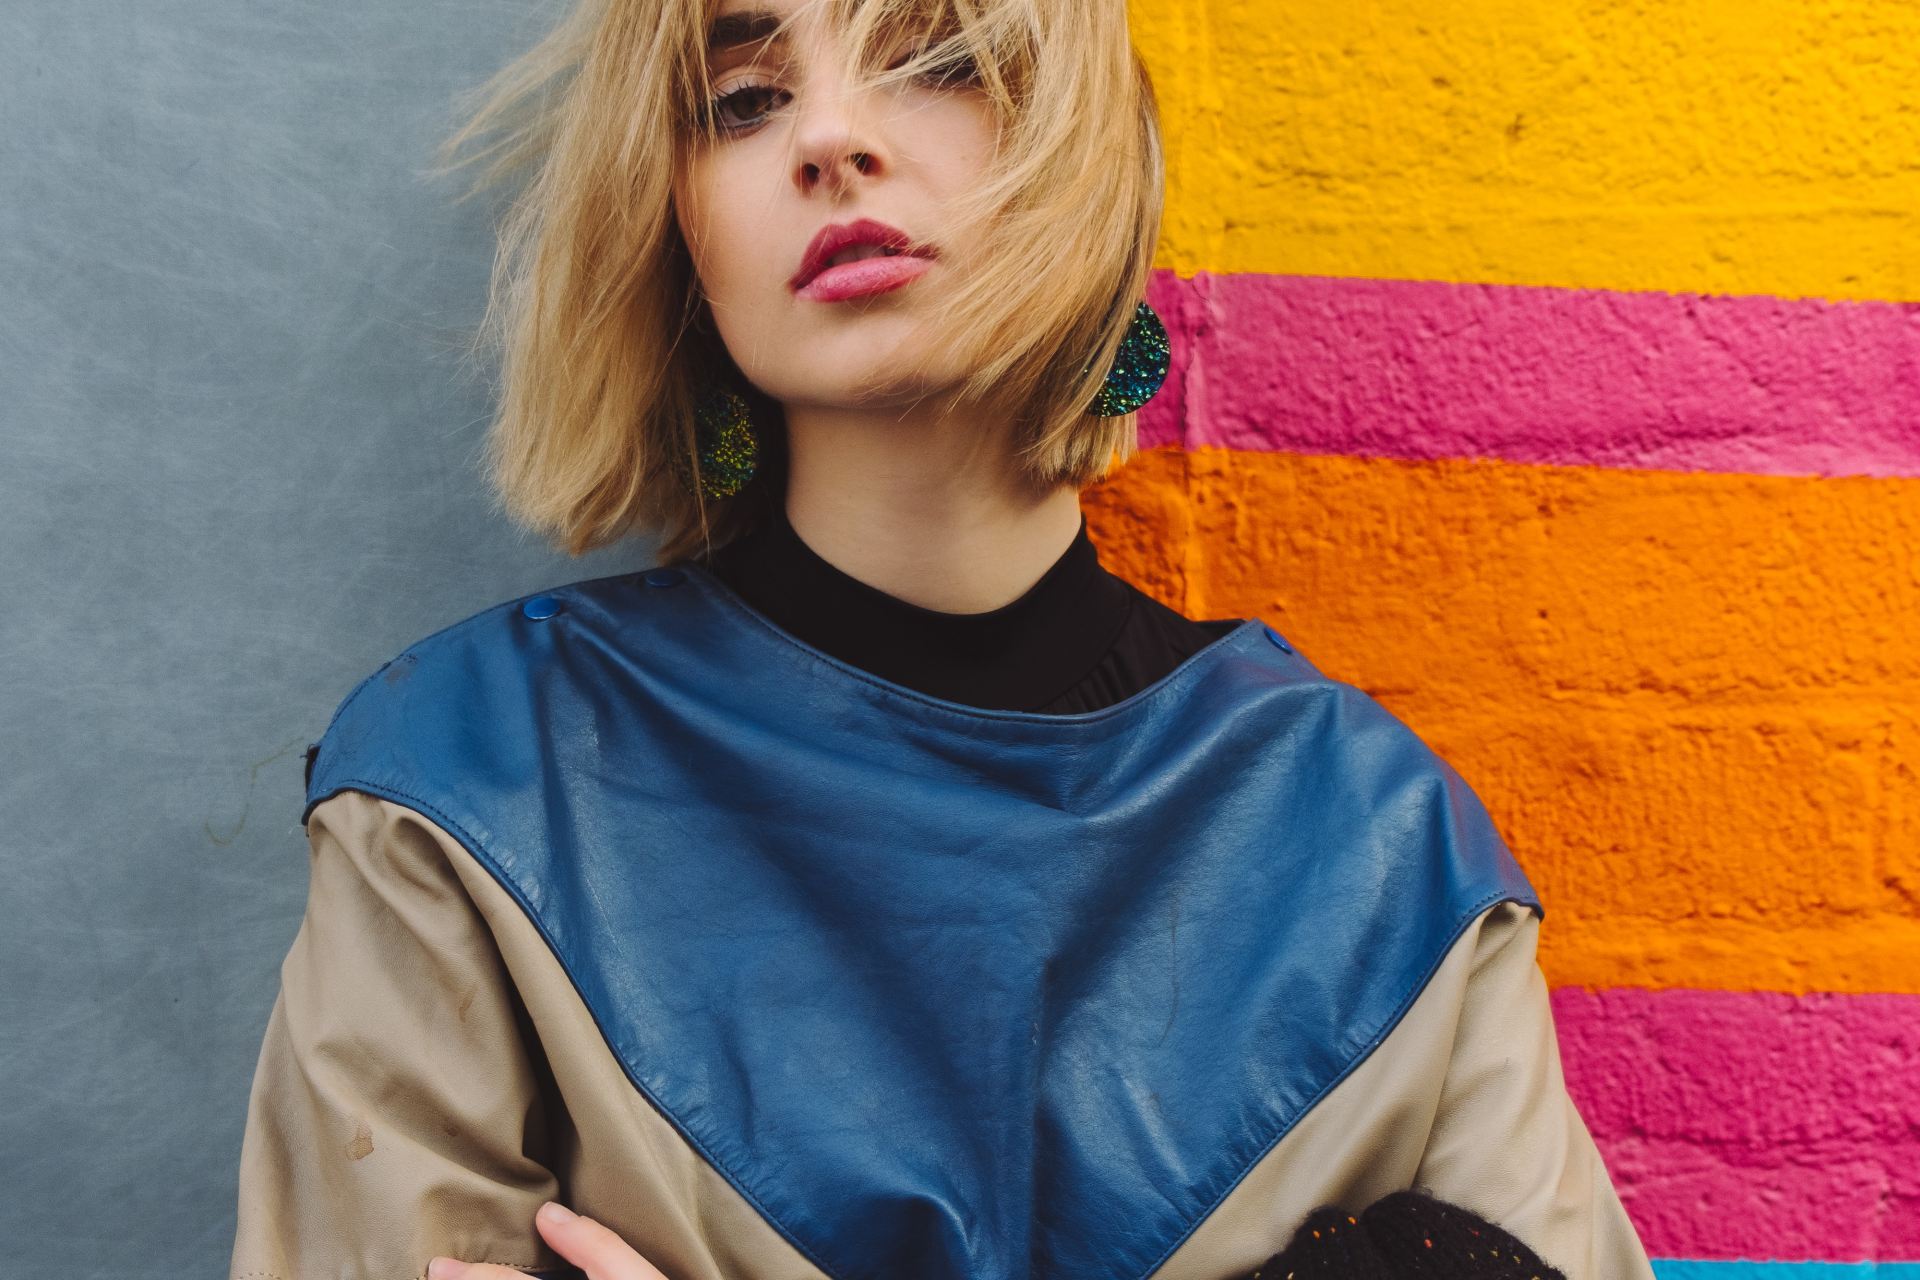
[435,0,1163,564]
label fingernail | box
[538,1200,577,1225]
[427,1259,467,1280]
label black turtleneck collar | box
[704,505,1136,711]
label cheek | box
[678,151,781,302]
[677,160,735,284]
[919,95,999,186]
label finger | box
[535,1201,672,1280]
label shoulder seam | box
[306,569,652,805]
[300,775,853,1280]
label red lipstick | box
[789,217,937,302]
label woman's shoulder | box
[1292,663,1546,923]
[1150,608,1544,917]
[325,566,687,697]
[300,568,675,823]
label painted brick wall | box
[1087,2,1920,1272]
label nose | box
[797,146,879,193]
[790,84,887,195]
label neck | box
[778,397,1085,615]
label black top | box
[705,506,1244,715]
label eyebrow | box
[706,9,786,54]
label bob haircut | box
[436,0,1163,565]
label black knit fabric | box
[1251,1205,1396,1279]
[1362,1192,1567,1278]
[704,504,1242,714]
[1248,1191,1569,1280]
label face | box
[674,0,1000,413]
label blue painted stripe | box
[1653,1262,1920,1278]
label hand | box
[426,1200,670,1280]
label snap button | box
[522,595,562,620]
[643,567,685,588]
[1264,624,1293,654]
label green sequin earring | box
[681,386,759,500]
[1089,300,1171,417]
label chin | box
[764,372,948,414]
[755,340,960,410]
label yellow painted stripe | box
[1085,447,1920,993]
[1131,0,1920,303]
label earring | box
[681,385,759,500]
[1088,300,1171,417]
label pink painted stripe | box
[1139,270,1920,477]
[1550,987,1920,1261]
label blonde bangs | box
[435,0,1161,564]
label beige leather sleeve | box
[1412,903,1656,1280]
[229,789,569,1280]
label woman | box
[228,0,1656,1277]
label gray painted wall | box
[2,4,640,1271]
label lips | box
[789,217,937,301]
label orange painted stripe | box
[1084,448,1920,994]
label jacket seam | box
[1129,890,1539,1280]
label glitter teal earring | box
[682,386,759,500]
[1089,300,1171,417]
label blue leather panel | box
[305,564,1540,1280]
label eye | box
[886,42,980,87]
[699,44,979,136]
[704,80,790,133]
